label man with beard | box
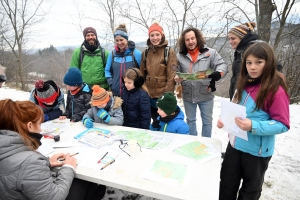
[174,27,227,137]
[70,27,109,89]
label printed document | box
[220,98,248,141]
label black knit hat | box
[156,92,177,115]
[83,27,97,37]
[0,74,6,82]
[63,68,83,86]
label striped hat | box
[90,85,110,106]
[229,22,256,39]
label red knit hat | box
[148,23,164,36]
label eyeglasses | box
[118,140,142,157]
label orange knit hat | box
[148,23,164,36]
[90,85,110,106]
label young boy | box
[150,92,189,134]
[82,85,124,128]
[29,79,65,122]
[59,68,92,122]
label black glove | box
[208,71,221,81]
[208,80,216,92]
[152,120,161,128]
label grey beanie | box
[35,80,56,99]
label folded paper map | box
[176,69,213,80]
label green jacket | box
[70,45,109,89]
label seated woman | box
[0,99,105,200]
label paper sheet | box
[220,98,248,141]
[142,159,190,187]
[37,139,54,156]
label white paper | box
[77,146,120,171]
[37,139,54,156]
[51,138,79,148]
[220,98,248,141]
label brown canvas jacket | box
[140,40,177,98]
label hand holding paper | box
[220,98,248,141]
[235,117,252,131]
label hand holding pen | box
[50,153,78,168]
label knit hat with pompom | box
[90,85,110,106]
[34,80,58,103]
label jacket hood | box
[0,130,30,161]
[236,32,259,52]
[114,40,136,56]
[128,40,136,50]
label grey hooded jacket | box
[177,47,227,103]
[0,130,75,200]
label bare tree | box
[0,0,46,90]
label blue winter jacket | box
[231,84,290,157]
[105,41,142,97]
[153,106,190,134]
[122,87,151,129]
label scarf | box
[83,39,100,53]
[188,47,199,63]
[160,107,180,123]
[28,132,43,146]
[246,74,262,85]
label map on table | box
[116,130,174,150]
[41,120,70,136]
[176,69,212,80]
[173,140,220,164]
[74,128,114,149]
[143,160,189,186]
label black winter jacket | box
[62,83,92,122]
[229,32,258,100]
[122,87,151,129]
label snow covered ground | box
[0,86,299,200]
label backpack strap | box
[101,47,106,67]
[110,50,115,75]
[164,46,170,65]
[131,49,139,68]
[143,47,149,78]
[79,46,106,69]
[79,47,84,69]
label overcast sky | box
[32,0,149,49]
[31,0,300,50]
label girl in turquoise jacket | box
[217,42,290,200]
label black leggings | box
[219,143,271,200]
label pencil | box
[100,159,115,170]
[97,152,108,164]
[58,152,79,162]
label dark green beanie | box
[156,92,177,115]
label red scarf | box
[188,47,199,63]
[35,90,59,108]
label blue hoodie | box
[153,106,190,134]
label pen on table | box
[58,152,79,162]
[100,159,115,170]
[97,152,108,164]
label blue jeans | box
[183,99,214,137]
